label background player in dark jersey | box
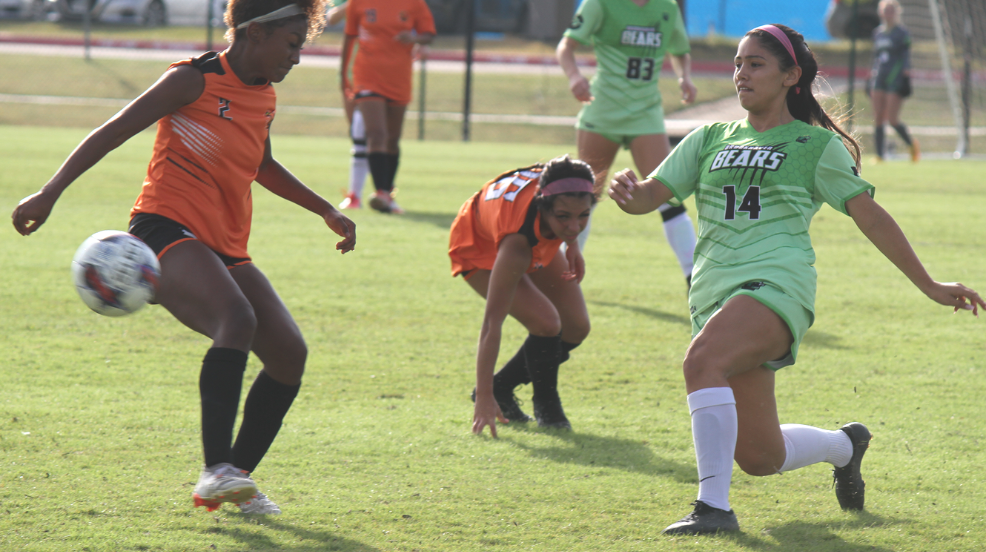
[868,0,919,162]
[609,23,983,535]
[450,155,594,435]
[12,0,355,515]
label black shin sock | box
[891,123,913,146]
[524,334,562,402]
[874,125,885,157]
[367,152,390,193]
[230,371,301,474]
[559,340,581,365]
[493,336,536,392]
[200,347,248,468]
[385,152,400,192]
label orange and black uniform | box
[131,51,275,261]
[343,0,436,105]
[449,164,562,278]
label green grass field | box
[1,123,985,551]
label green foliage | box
[1,126,985,551]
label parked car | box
[825,0,881,39]
[0,0,52,20]
[426,0,528,35]
[52,0,225,27]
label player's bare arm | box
[12,66,204,236]
[846,192,984,315]
[556,37,592,103]
[670,53,698,104]
[607,169,675,215]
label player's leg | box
[664,295,790,535]
[374,101,408,214]
[153,240,259,510]
[526,248,591,428]
[870,89,888,160]
[629,134,696,286]
[466,271,564,425]
[341,101,368,209]
[884,90,918,162]
[356,97,390,203]
[574,129,620,251]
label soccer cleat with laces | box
[532,395,571,430]
[339,192,361,210]
[833,422,871,511]
[662,500,740,535]
[192,463,258,512]
[471,387,532,423]
[237,491,281,515]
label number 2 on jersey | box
[722,185,762,220]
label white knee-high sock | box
[687,387,737,512]
[778,424,853,473]
[348,110,369,198]
[660,209,697,278]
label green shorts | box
[690,281,814,370]
[576,101,666,147]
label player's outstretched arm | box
[847,192,984,315]
[12,66,203,236]
[607,169,675,215]
[256,138,356,253]
[473,235,529,437]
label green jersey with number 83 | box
[651,119,874,318]
[564,0,689,133]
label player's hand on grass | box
[568,74,593,104]
[927,281,985,317]
[562,242,586,283]
[323,208,356,253]
[11,190,57,236]
[472,391,507,438]
[679,76,698,104]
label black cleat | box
[833,422,871,511]
[532,396,571,430]
[662,501,740,535]
[470,387,532,423]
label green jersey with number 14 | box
[652,119,874,317]
[564,0,689,120]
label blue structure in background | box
[684,0,831,41]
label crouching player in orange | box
[450,155,595,435]
[12,0,355,514]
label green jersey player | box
[609,23,984,536]
[557,0,697,287]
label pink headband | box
[754,24,801,94]
[539,177,594,197]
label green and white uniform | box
[564,0,689,142]
[652,119,873,365]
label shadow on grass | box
[719,511,899,551]
[588,300,691,327]
[801,329,850,350]
[400,210,458,230]
[205,516,383,551]
[502,426,695,483]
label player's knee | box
[735,449,783,477]
[279,338,308,384]
[220,300,257,343]
[681,340,725,387]
[526,314,562,338]
[563,317,590,344]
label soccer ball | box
[71,230,161,317]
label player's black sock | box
[525,333,562,402]
[559,340,581,365]
[230,370,301,474]
[493,337,535,391]
[368,152,390,192]
[385,151,400,192]
[891,123,913,147]
[199,347,248,467]
[874,125,885,158]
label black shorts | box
[129,213,251,269]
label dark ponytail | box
[747,24,862,169]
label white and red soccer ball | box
[71,230,160,317]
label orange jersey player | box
[449,155,595,437]
[12,0,356,516]
[341,0,435,214]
